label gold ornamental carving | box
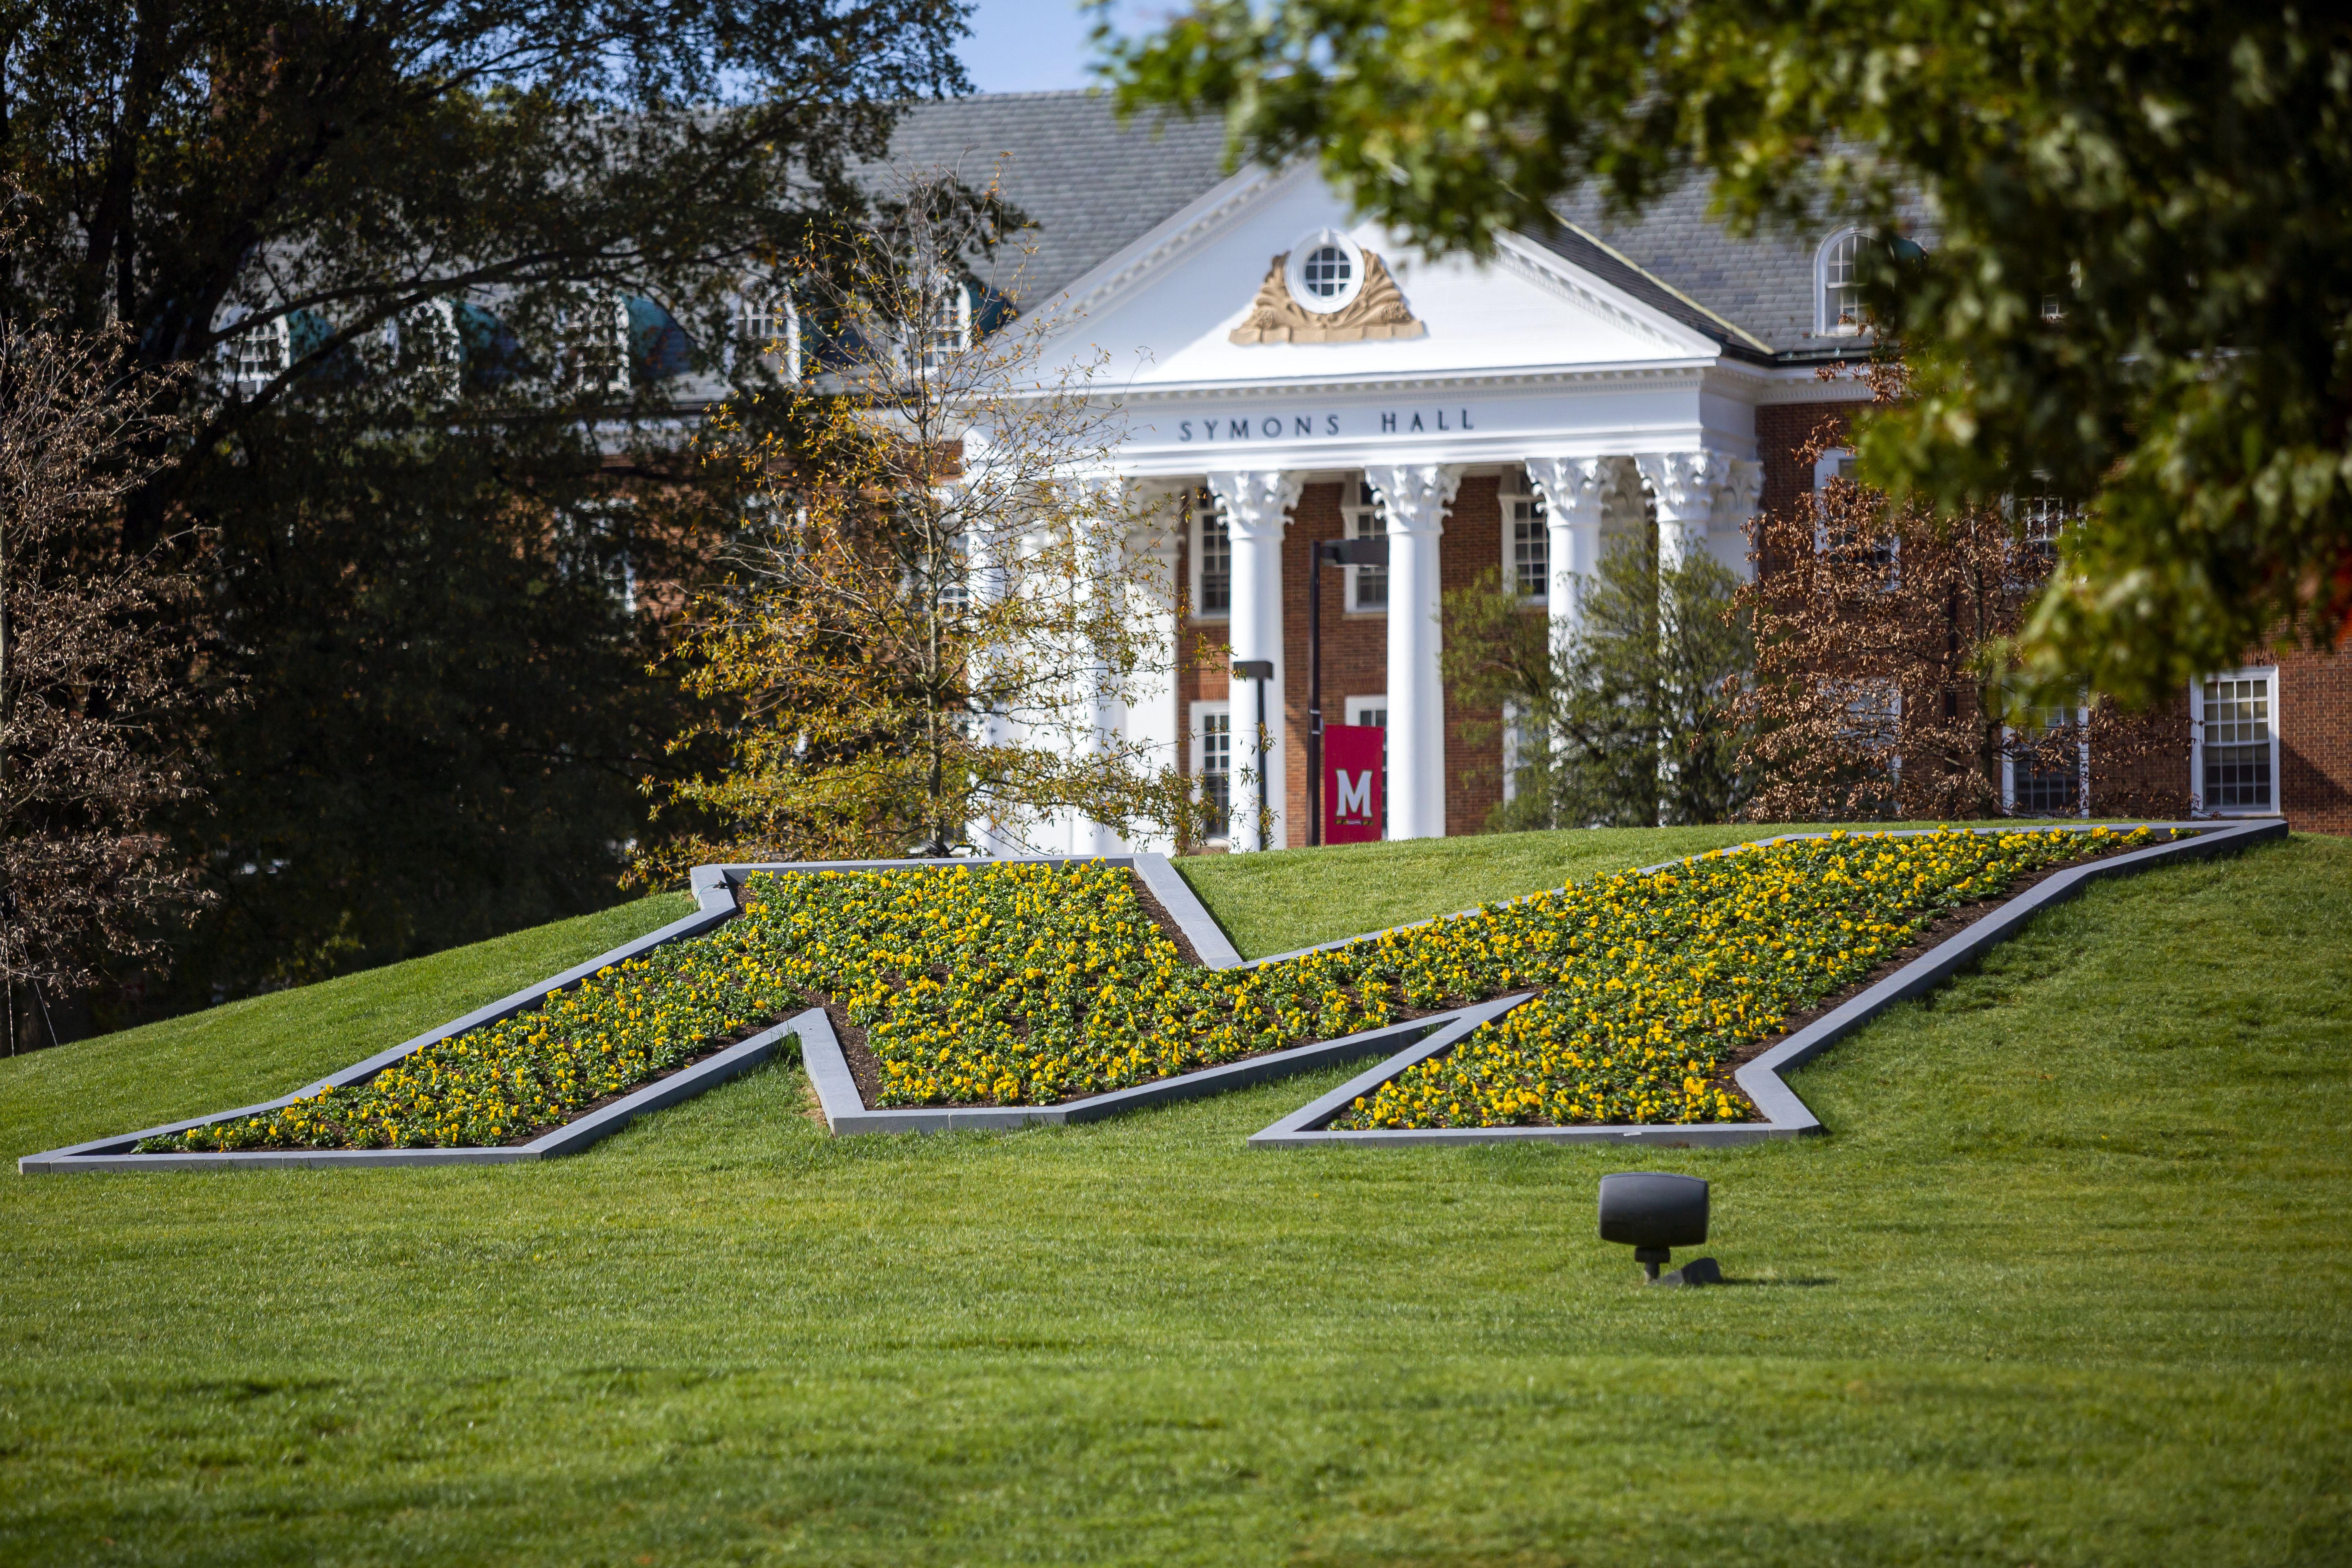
[1228,249,1425,344]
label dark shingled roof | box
[879,93,1835,359]
[877,92,1235,305]
[1515,220,1779,363]
[1548,180,1827,358]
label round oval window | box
[1301,244,1353,300]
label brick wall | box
[2278,645,2352,832]
[1754,401,1852,552]
[1441,473,1508,835]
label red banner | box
[1323,724,1384,844]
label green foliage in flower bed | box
[136,917,806,1153]
[2,831,2342,1568]
[135,826,2158,1152]
[1330,824,2158,1128]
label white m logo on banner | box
[1335,770,1373,816]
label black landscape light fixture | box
[1305,535,1389,846]
[1597,1172,1722,1287]
[1231,659,1274,845]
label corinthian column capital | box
[1634,450,1735,526]
[1361,462,1465,534]
[1523,456,1610,530]
[1203,470,1303,541]
[1711,457,1763,532]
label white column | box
[1709,459,1763,582]
[1121,510,1183,854]
[1635,451,1719,572]
[1525,456,1609,657]
[1635,450,1762,578]
[1363,462,1463,842]
[967,516,1025,856]
[1205,470,1301,852]
[1072,477,1127,856]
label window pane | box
[1198,492,1231,613]
[1302,245,1352,299]
[1200,711,1231,838]
[2202,676,2273,809]
[1510,476,1547,599]
[1348,481,1387,608]
[232,321,284,381]
[1824,234,1864,330]
[2014,755,2081,813]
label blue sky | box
[957,0,1174,94]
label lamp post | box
[1305,535,1390,846]
[1230,658,1274,849]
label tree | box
[637,174,1191,871]
[1734,399,2185,822]
[0,317,208,1049]
[1443,528,1750,831]
[1,0,970,1009]
[1107,0,2352,705]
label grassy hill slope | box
[2,826,2346,1566]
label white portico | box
[1020,158,1798,852]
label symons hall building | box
[882,93,2350,848]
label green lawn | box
[2,826,2347,1566]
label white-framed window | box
[554,499,637,614]
[1343,481,1387,611]
[1193,488,1232,618]
[225,314,289,391]
[740,289,801,381]
[1500,466,1548,602]
[2192,668,2279,815]
[385,299,461,393]
[1500,698,1548,806]
[1193,702,1233,843]
[1817,229,1867,337]
[911,276,971,374]
[1828,678,1903,808]
[2016,474,2073,552]
[561,296,631,394]
[1285,229,1367,315]
[1813,448,1857,497]
[2002,699,2090,817]
[1813,447,1898,584]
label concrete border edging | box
[19,823,2284,1169]
[17,1022,804,1174]
[1246,818,2287,1149]
[19,852,1235,1173]
[798,1006,1465,1135]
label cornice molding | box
[1095,361,1718,405]
[1489,233,1717,356]
[1056,163,1295,324]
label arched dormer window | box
[224,313,289,392]
[1816,228,1867,337]
[559,295,631,395]
[911,275,971,375]
[384,299,462,397]
[739,288,801,381]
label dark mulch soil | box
[207,1018,790,1154]
[277,835,2165,1142]
[1130,870,1210,969]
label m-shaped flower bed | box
[138,825,2152,1153]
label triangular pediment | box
[1020,160,1727,390]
